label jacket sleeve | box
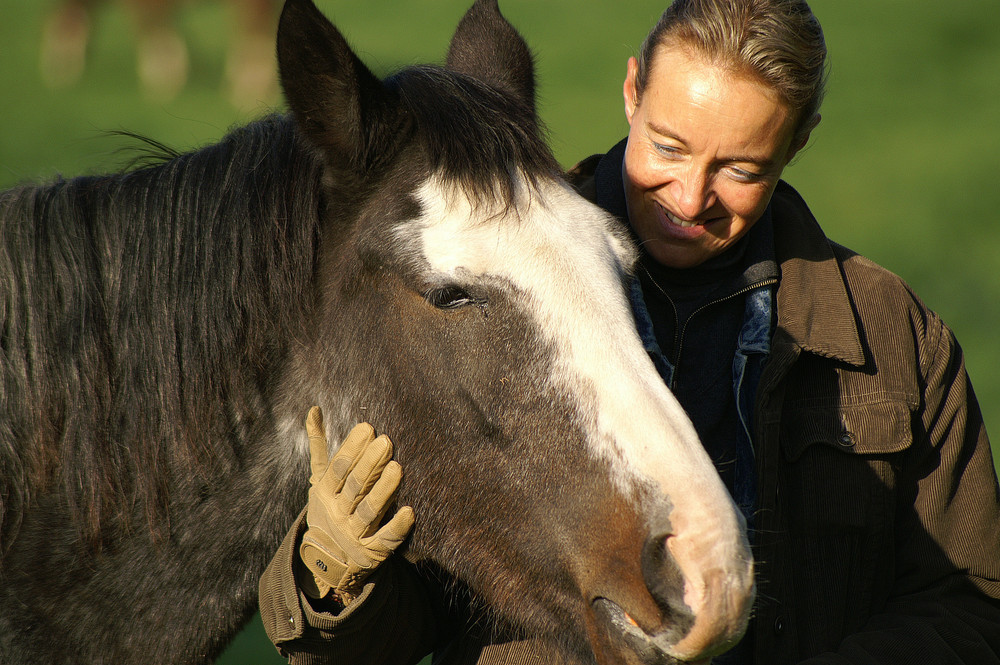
[800,317,1000,664]
[259,508,450,665]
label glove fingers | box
[328,422,377,490]
[368,505,415,551]
[330,434,392,513]
[332,505,414,579]
[323,518,377,572]
[305,407,329,484]
[354,460,403,535]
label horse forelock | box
[0,114,324,548]
[389,65,560,211]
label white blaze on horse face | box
[412,172,753,655]
[412,172,737,514]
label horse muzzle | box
[586,527,754,665]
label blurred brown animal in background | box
[40,0,279,106]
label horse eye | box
[426,285,476,309]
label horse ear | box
[445,0,536,115]
[276,0,402,172]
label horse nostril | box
[641,532,695,638]
[649,530,755,662]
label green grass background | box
[2,0,998,662]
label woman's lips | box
[666,208,698,228]
[655,202,707,239]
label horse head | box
[276,0,754,662]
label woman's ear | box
[623,56,640,124]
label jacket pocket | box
[782,399,913,458]
[780,399,912,530]
[775,400,914,647]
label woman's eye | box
[728,167,765,183]
[426,286,476,309]
[654,143,681,157]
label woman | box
[259,1,1000,663]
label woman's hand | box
[298,407,415,605]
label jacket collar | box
[769,181,865,367]
[582,140,866,367]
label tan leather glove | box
[298,407,415,605]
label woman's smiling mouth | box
[667,209,699,228]
[655,202,710,239]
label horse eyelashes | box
[425,285,484,310]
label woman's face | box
[623,43,808,268]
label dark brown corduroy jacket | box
[259,165,1000,664]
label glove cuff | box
[299,530,349,591]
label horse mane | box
[0,114,324,551]
[0,64,560,553]
[389,64,561,210]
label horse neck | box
[0,114,325,547]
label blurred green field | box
[2,0,998,662]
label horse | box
[1,0,754,663]
[40,0,279,105]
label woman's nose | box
[670,167,715,220]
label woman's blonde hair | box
[636,0,827,147]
